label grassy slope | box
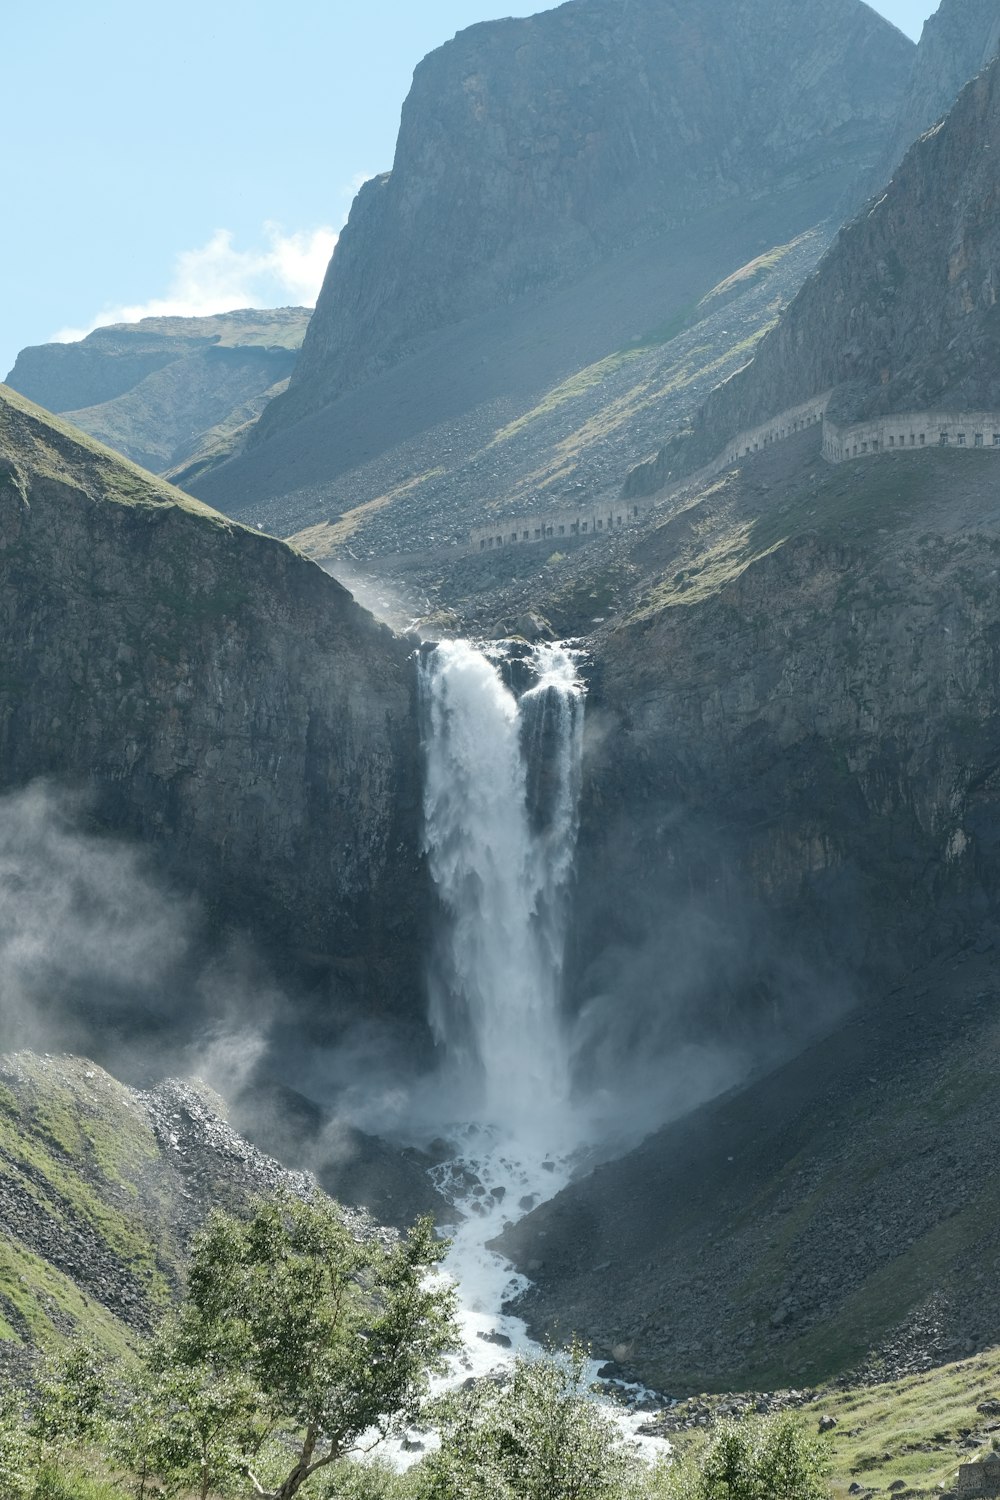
[664,1349,1000,1499]
[625,437,1000,619]
[281,233,817,564]
[0,383,232,525]
[0,1055,181,1356]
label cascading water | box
[418,638,584,1145]
[380,637,663,1465]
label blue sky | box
[3,0,933,379]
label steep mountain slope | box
[4,309,308,478]
[0,1052,326,1363]
[629,53,1000,492]
[502,947,1000,1397]
[880,0,1000,182]
[191,0,912,541]
[495,433,1000,1393]
[270,226,830,558]
[276,0,912,420]
[0,384,426,1047]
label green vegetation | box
[117,1195,456,1500]
[4,1195,457,1499]
[421,1340,636,1500]
[0,1055,177,1354]
[0,383,239,526]
[662,1349,1000,1500]
[11,1200,1000,1500]
[657,1416,830,1500]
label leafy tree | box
[110,1361,261,1499]
[648,1415,830,1500]
[141,1193,458,1500]
[418,1340,639,1500]
[31,1343,110,1452]
[754,1415,830,1500]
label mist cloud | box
[0,781,283,1095]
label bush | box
[417,1340,640,1500]
[648,1415,831,1500]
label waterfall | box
[418,639,585,1145]
[385,641,664,1472]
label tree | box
[418,1340,639,1500]
[143,1193,459,1500]
[111,1362,261,1499]
[648,1414,831,1500]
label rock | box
[5,309,308,481]
[265,0,911,426]
[819,1415,839,1433]
[878,0,1000,184]
[0,386,427,1053]
[629,52,1000,493]
[477,1330,513,1349]
[515,612,555,643]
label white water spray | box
[390,638,665,1468]
[419,639,584,1146]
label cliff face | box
[258,0,912,434]
[5,309,308,478]
[0,385,426,1033]
[628,54,1000,494]
[881,0,1000,180]
[500,432,1000,1392]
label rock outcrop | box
[0,1052,381,1361]
[4,309,308,478]
[499,430,1000,1392]
[193,0,911,535]
[628,53,1000,494]
[880,0,1000,183]
[0,385,426,1036]
[274,0,911,423]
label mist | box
[0,780,282,1099]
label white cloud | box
[51,221,338,343]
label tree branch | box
[239,1462,268,1497]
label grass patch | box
[696,236,805,314]
[0,1236,134,1355]
[0,383,249,529]
[664,1348,1000,1500]
[0,1057,182,1351]
[630,521,785,616]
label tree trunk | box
[275,1426,319,1500]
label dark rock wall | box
[572,516,1000,1049]
[262,0,912,432]
[0,389,426,1033]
